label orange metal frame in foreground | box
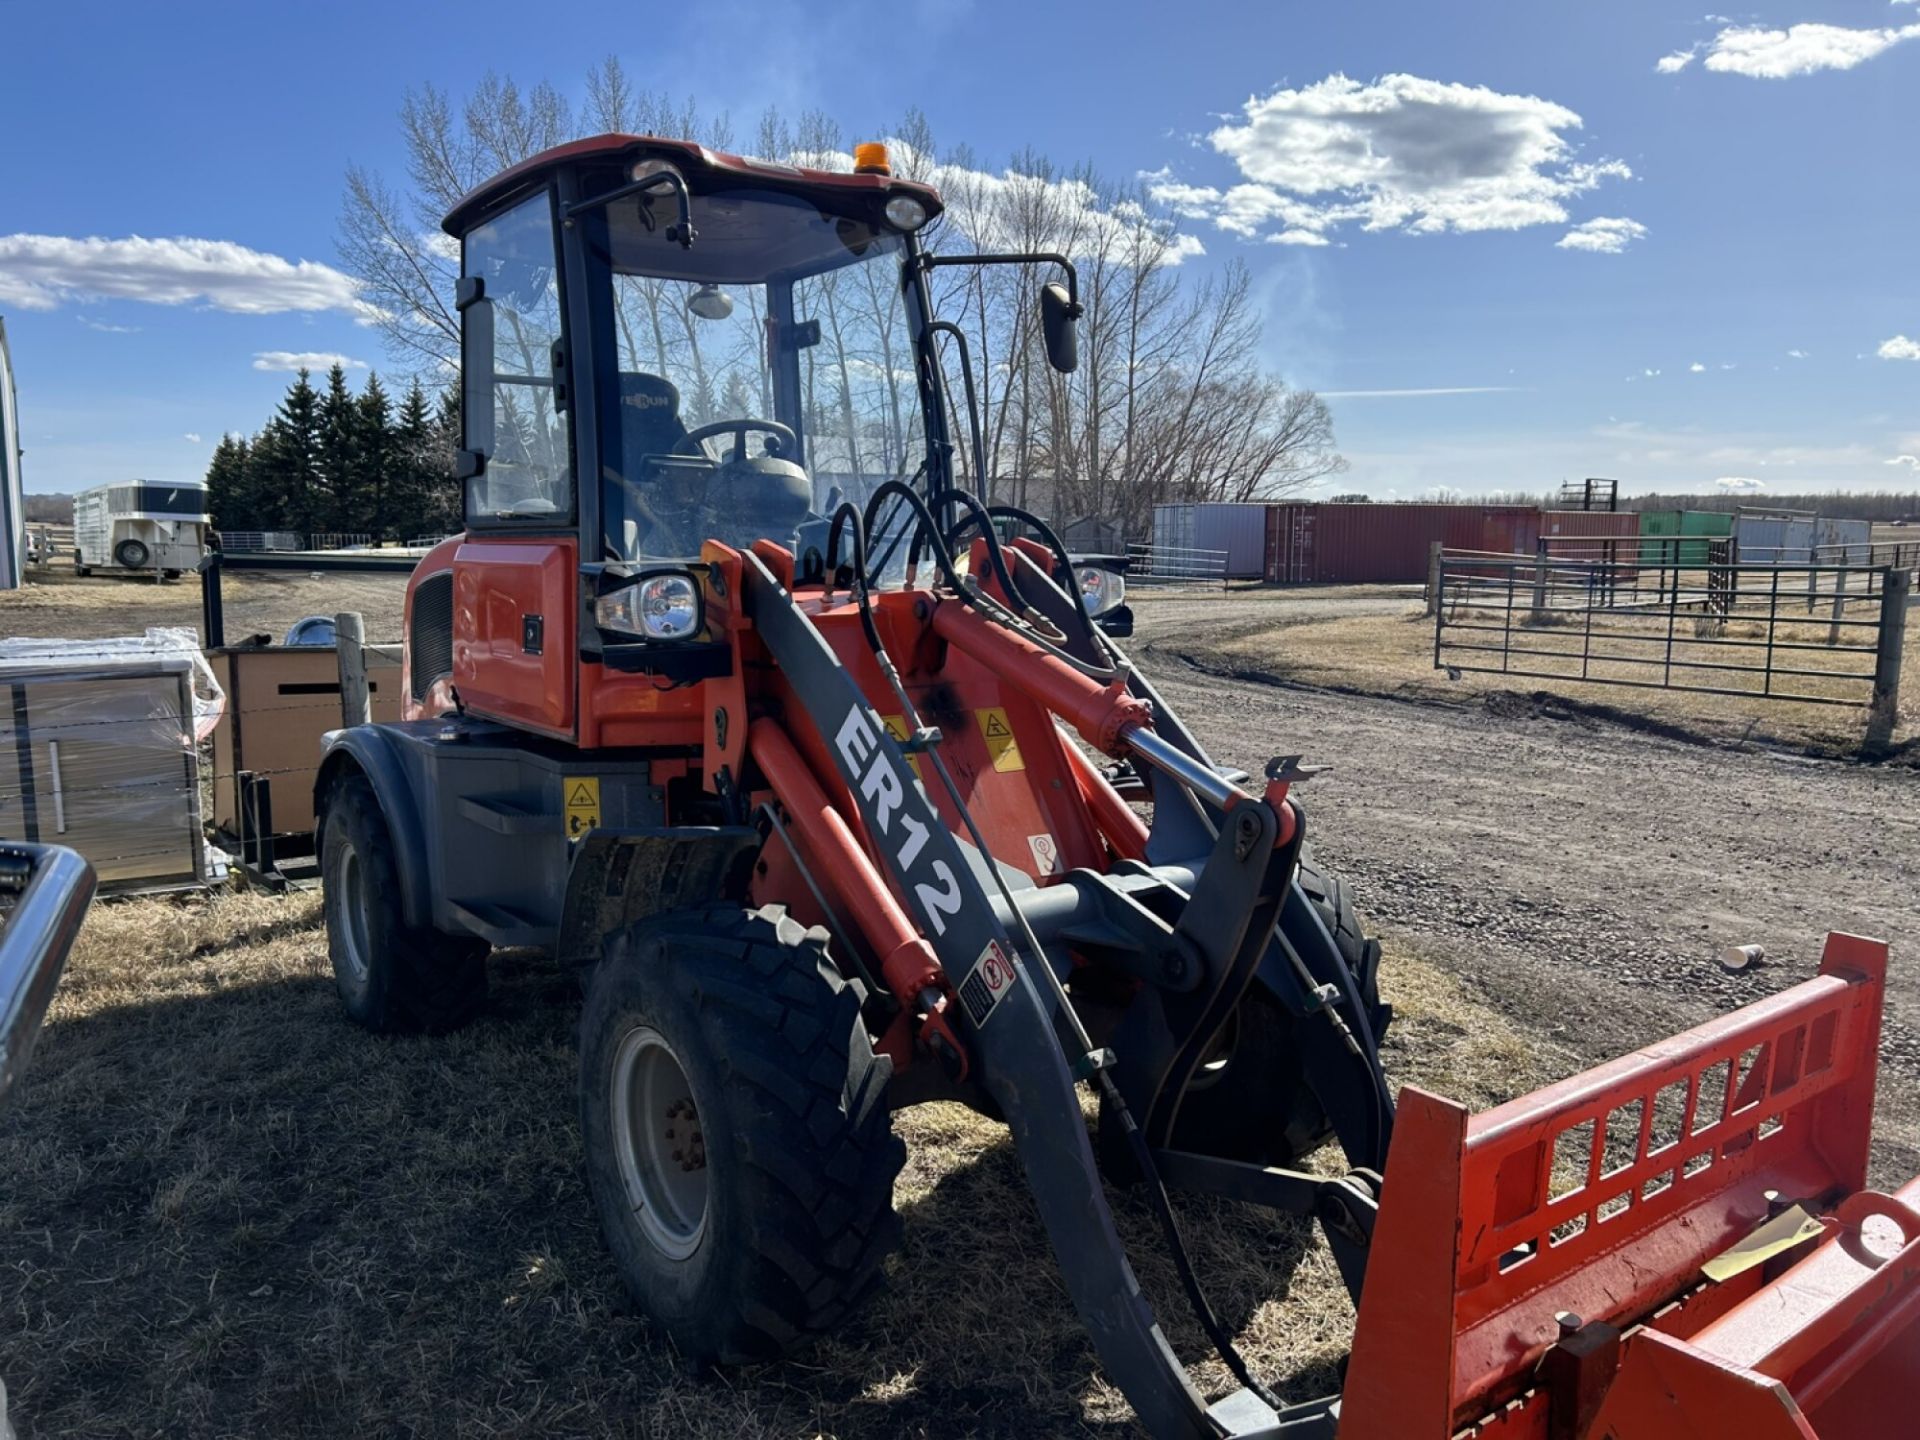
[1340,933,1917,1440]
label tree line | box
[205,366,464,540]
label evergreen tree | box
[389,381,439,541]
[353,373,393,536]
[259,369,325,536]
[204,433,251,529]
[316,363,357,535]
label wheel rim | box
[610,1024,709,1261]
[335,847,372,985]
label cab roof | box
[442,133,945,236]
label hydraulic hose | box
[830,496,1286,1416]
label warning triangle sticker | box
[567,782,595,807]
[984,713,1011,737]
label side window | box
[463,192,570,523]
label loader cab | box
[441,136,953,740]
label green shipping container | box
[1640,510,1732,565]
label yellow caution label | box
[565,777,601,837]
[975,707,1024,772]
[881,715,924,780]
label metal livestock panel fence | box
[1433,554,1905,710]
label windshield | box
[596,185,928,563]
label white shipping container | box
[1150,503,1268,578]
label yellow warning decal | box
[880,715,924,780]
[565,777,601,837]
[975,707,1025,772]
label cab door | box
[453,186,578,739]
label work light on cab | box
[595,571,703,640]
[884,194,929,231]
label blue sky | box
[2,0,1916,499]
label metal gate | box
[1433,554,1900,706]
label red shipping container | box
[1263,503,1542,584]
[1536,509,1641,564]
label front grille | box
[410,570,454,701]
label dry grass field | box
[0,889,1547,1438]
[1177,590,1920,759]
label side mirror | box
[1041,282,1080,374]
[456,276,494,482]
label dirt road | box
[1129,590,1920,1180]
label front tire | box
[320,771,489,1033]
[580,904,903,1363]
[113,539,151,569]
[1106,856,1388,1172]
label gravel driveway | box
[1127,591,1920,1181]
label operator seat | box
[611,372,692,556]
[617,372,690,469]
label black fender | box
[314,728,434,931]
[556,827,760,966]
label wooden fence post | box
[1530,538,1549,624]
[336,611,371,728]
[1426,541,1444,615]
[1866,569,1909,754]
[1827,564,1849,647]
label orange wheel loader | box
[312,134,1920,1437]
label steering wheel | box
[673,418,797,464]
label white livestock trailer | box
[72,480,210,578]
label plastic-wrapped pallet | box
[0,630,216,892]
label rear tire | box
[320,771,489,1033]
[113,539,150,569]
[580,903,904,1363]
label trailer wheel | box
[113,539,151,570]
[320,772,489,1033]
[580,904,904,1363]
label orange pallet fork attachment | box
[1341,932,1915,1439]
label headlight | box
[884,193,929,231]
[1074,565,1126,618]
[597,571,703,640]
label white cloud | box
[1878,335,1920,360]
[1557,216,1648,254]
[1716,476,1767,491]
[182,432,201,443]
[1886,454,1920,470]
[252,351,368,373]
[1644,368,1662,378]
[0,234,369,319]
[1788,348,1809,359]
[1689,361,1706,372]
[1696,20,1920,78]
[1147,73,1633,248]
[76,314,140,334]
[1657,47,1700,73]
[847,148,1206,268]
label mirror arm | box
[919,250,1080,311]
[565,172,697,249]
